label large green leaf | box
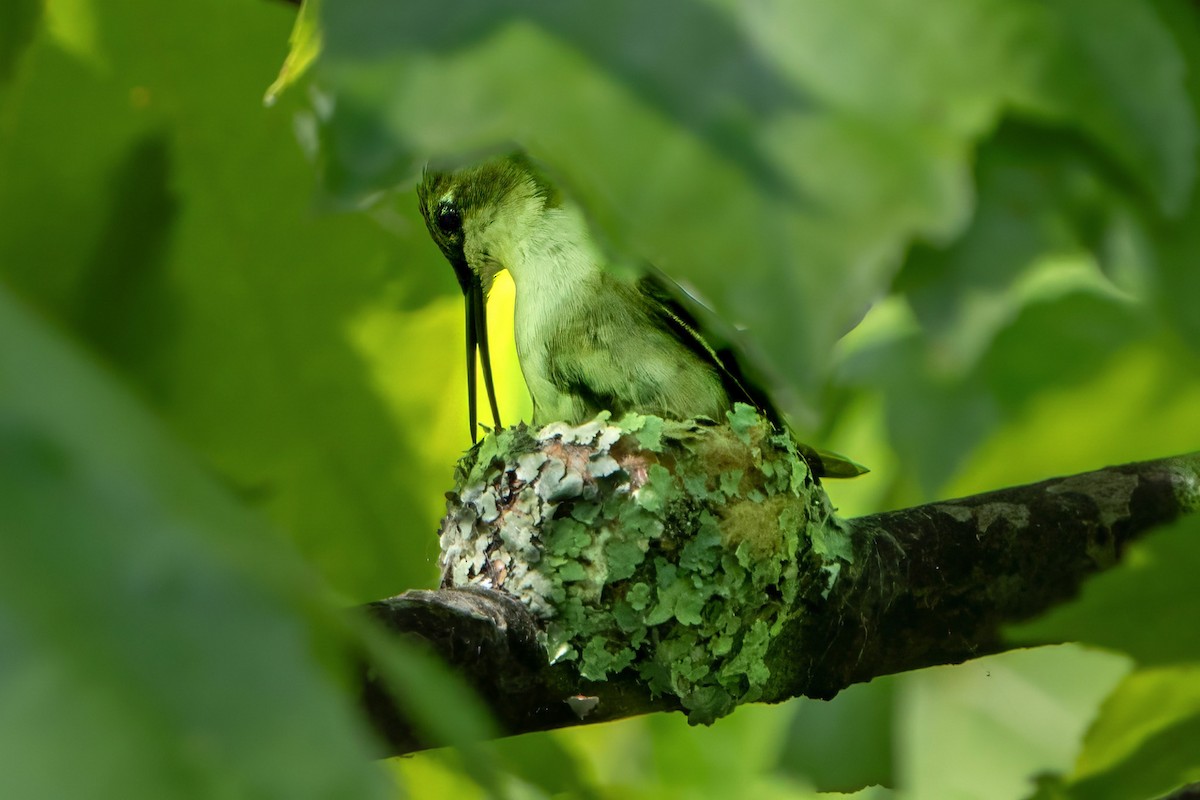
[1143,0,1200,358]
[897,122,1146,371]
[306,0,1192,423]
[0,0,463,601]
[308,0,992,417]
[1029,669,1200,800]
[0,285,392,799]
[1008,0,1195,216]
[898,647,1130,800]
[1075,666,1200,780]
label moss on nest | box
[437,404,852,723]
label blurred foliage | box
[777,676,897,791]
[0,286,394,799]
[3,0,1200,798]
[1013,516,1200,800]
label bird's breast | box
[512,280,588,422]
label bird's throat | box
[509,205,603,327]
[506,205,604,421]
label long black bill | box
[463,274,503,443]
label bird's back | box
[533,273,732,425]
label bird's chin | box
[476,264,503,297]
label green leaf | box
[842,284,1152,496]
[838,330,1001,494]
[897,121,1144,372]
[265,0,323,105]
[309,0,1017,413]
[0,0,457,601]
[1146,0,1200,358]
[1010,513,1200,664]
[1153,191,1200,358]
[898,647,1130,800]
[1029,714,1200,800]
[1026,665,1200,799]
[985,288,1147,414]
[1076,665,1200,779]
[310,0,1192,421]
[0,286,391,800]
[1010,0,1195,216]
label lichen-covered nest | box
[438,405,852,723]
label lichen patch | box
[1049,471,1139,530]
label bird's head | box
[418,152,560,296]
[417,152,560,441]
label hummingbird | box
[417,153,864,479]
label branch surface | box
[361,452,1200,755]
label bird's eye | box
[435,202,462,235]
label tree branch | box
[361,452,1199,756]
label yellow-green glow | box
[345,272,532,524]
[948,343,1200,498]
[45,0,105,70]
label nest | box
[437,407,850,723]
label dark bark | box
[360,452,1200,756]
[360,588,680,755]
[778,452,1199,700]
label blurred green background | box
[2,0,1200,797]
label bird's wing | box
[635,271,780,423]
[635,268,867,479]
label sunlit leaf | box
[1145,0,1200,358]
[1025,665,1200,799]
[1029,715,1200,800]
[485,731,599,799]
[1076,665,1200,779]
[897,122,1144,373]
[266,0,323,105]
